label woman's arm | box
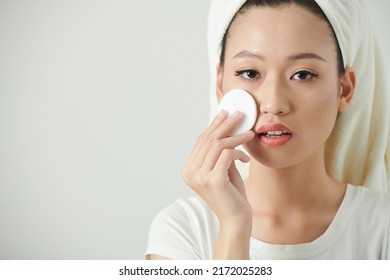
[182,110,255,259]
[213,219,252,259]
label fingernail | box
[243,154,250,163]
[230,111,241,119]
[216,110,225,118]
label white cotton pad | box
[216,89,257,136]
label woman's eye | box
[291,70,319,81]
[235,70,260,80]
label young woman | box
[145,0,390,260]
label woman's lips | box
[256,123,293,147]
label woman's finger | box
[186,111,245,171]
[211,111,244,139]
[201,130,254,171]
[184,110,228,168]
[213,149,250,175]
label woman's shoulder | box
[347,184,390,222]
[155,195,215,222]
[345,185,390,258]
[146,196,218,260]
[350,185,390,206]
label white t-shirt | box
[145,185,390,259]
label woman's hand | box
[182,110,255,259]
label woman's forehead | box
[225,5,335,61]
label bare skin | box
[149,4,355,260]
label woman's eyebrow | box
[232,50,327,62]
[232,50,264,60]
[288,52,327,62]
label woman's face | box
[217,5,354,168]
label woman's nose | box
[256,78,290,116]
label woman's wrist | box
[213,219,252,259]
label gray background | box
[0,0,388,259]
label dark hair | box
[219,0,345,76]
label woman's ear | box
[338,66,356,112]
[216,63,224,102]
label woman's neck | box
[244,150,345,214]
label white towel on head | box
[207,0,390,192]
